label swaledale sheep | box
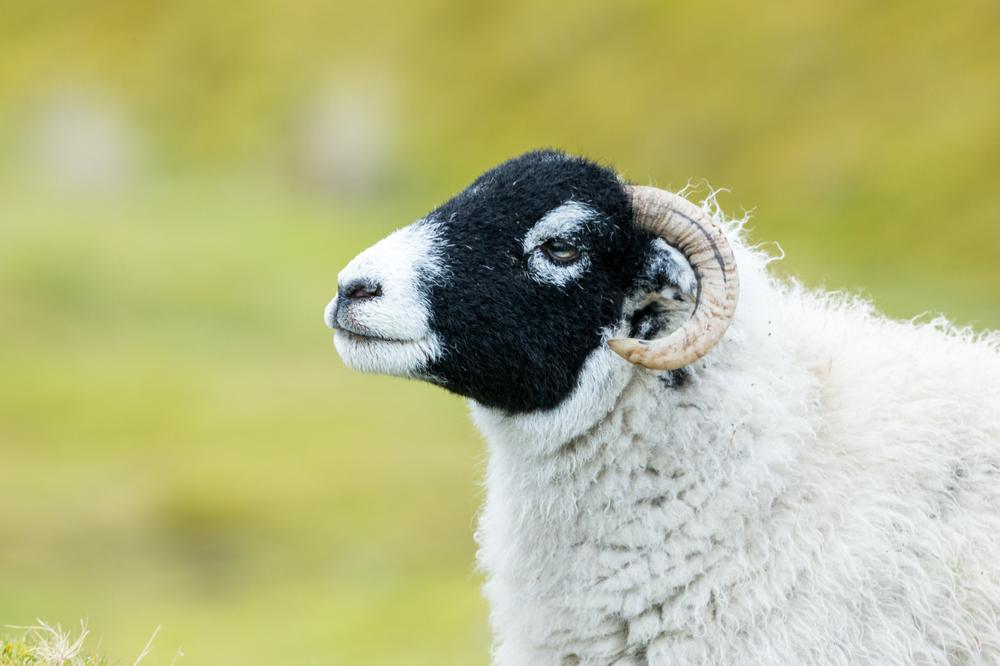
[323,150,1000,665]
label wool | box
[471,209,1000,665]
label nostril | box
[342,280,382,302]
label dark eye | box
[541,239,581,264]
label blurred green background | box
[0,1,997,664]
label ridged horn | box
[607,185,739,370]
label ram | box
[323,150,1000,666]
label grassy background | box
[1,1,998,664]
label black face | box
[421,150,679,413]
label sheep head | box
[324,150,738,413]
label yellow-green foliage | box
[0,1,997,665]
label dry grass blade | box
[3,619,89,665]
[131,625,160,666]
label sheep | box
[323,149,1000,665]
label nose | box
[339,279,382,302]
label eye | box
[541,238,581,264]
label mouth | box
[325,297,442,377]
[335,324,416,345]
[333,326,442,378]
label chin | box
[333,329,442,378]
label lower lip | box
[339,329,407,345]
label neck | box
[469,305,817,661]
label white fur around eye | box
[523,201,596,286]
[527,250,591,287]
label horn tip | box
[608,337,644,363]
[607,337,631,360]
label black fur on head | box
[419,150,691,412]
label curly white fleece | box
[470,202,1000,666]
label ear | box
[639,238,697,304]
[625,239,697,340]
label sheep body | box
[325,150,1000,664]
[471,213,1000,665]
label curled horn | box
[607,185,739,370]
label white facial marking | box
[325,220,446,377]
[523,201,596,287]
[323,296,339,329]
[333,333,443,377]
